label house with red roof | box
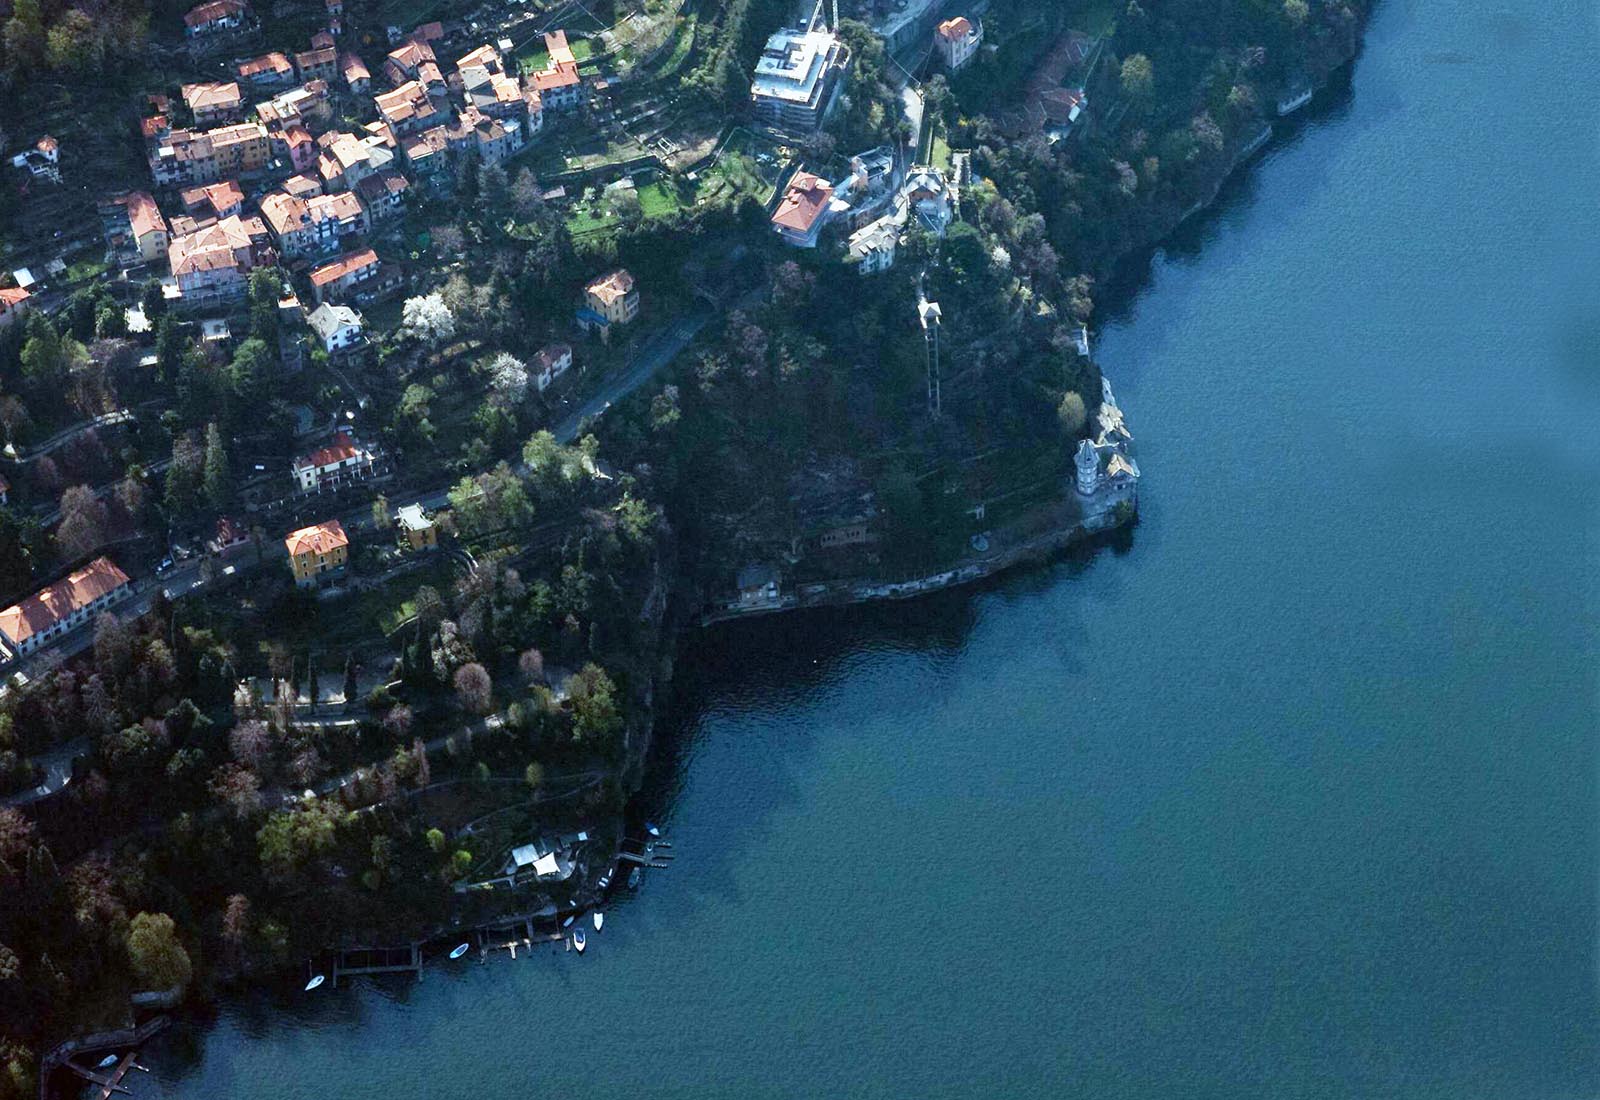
[770,170,837,248]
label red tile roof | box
[771,171,834,233]
[309,248,379,286]
[284,518,349,558]
[0,557,130,648]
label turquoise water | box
[142,2,1600,1097]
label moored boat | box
[448,943,470,960]
[561,914,574,928]
[628,866,642,889]
[593,911,604,932]
[304,974,325,991]
[573,928,586,953]
[645,823,661,838]
[96,1055,118,1069]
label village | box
[0,0,1137,679]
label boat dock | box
[36,1017,167,1100]
[476,919,564,959]
[331,943,422,986]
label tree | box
[523,761,543,791]
[1283,0,1309,23]
[221,894,250,949]
[141,278,167,324]
[19,316,66,391]
[1057,391,1087,436]
[454,662,491,714]
[165,433,203,516]
[0,509,37,594]
[518,647,544,684]
[202,422,230,510]
[400,293,456,346]
[343,653,358,703]
[487,352,528,403]
[55,485,107,559]
[93,612,133,679]
[228,337,274,410]
[126,912,192,992]
[568,664,621,749]
[1120,53,1154,101]
[306,654,320,712]
[371,494,391,529]
[247,270,283,344]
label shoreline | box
[28,38,1369,1096]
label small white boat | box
[448,943,470,960]
[561,914,574,928]
[645,822,661,837]
[96,1055,118,1069]
[593,911,604,932]
[573,928,586,953]
[627,866,642,889]
[304,974,326,991]
[597,874,611,890]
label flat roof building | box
[749,26,849,132]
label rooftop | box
[750,26,841,106]
[284,518,350,557]
[0,557,130,647]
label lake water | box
[140,2,1600,1096]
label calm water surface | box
[143,2,1600,1096]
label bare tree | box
[453,662,492,715]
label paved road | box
[552,309,712,444]
[2,307,714,687]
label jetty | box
[330,943,422,986]
[37,1016,167,1100]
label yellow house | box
[396,503,436,550]
[584,269,638,325]
[284,518,350,586]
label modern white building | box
[749,26,849,132]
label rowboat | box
[645,823,661,837]
[448,943,470,960]
[627,866,641,889]
[561,914,574,928]
[304,974,325,991]
[96,1055,118,1069]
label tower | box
[1074,438,1100,496]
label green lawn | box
[636,180,680,217]
[930,131,953,171]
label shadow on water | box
[1098,61,1361,331]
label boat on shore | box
[593,912,604,932]
[304,974,325,992]
[448,943,470,960]
[573,929,586,953]
[96,1055,118,1069]
[561,914,574,929]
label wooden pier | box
[37,1016,167,1100]
[331,943,422,987]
